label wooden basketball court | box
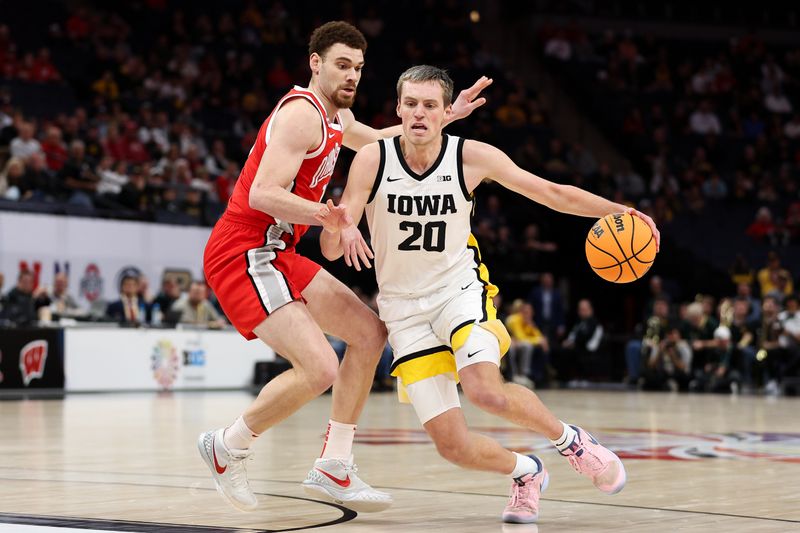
[1,389,798,532]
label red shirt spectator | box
[30,49,60,83]
[66,9,91,40]
[40,126,68,171]
[746,207,777,241]
[103,127,127,162]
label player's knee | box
[463,383,508,415]
[366,319,389,354]
[307,355,339,395]
[433,432,470,465]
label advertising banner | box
[0,327,64,388]
[63,327,275,391]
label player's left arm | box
[463,140,661,250]
[340,76,493,151]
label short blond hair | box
[396,65,454,106]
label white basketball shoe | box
[302,456,393,512]
[198,428,258,511]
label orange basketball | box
[585,213,656,283]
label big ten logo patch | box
[19,340,48,386]
[182,338,206,383]
[151,339,180,389]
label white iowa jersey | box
[365,134,475,297]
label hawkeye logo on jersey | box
[436,175,452,182]
[387,193,457,216]
[309,144,341,188]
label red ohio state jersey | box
[224,86,343,247]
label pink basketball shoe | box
[560,425,626,494]
[502,466,549,524]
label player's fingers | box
[326,199,335,209]
[356,241,372,269]
[348,246,362,271]
[469,97,487,110]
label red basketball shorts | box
[204,217,321,340]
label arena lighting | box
[470,10,480,22]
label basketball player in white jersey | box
[317,65,660,523]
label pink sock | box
[223,415,260,450]
[320,419,356,460]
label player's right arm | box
[249,99,332,225]
[317,142,380,269]
[462,140,661,250]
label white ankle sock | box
[320,419,356,460]
[223,416,260,450]
[510,452,542,478]
[551,421,577,452]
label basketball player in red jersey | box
[198,21,492,513]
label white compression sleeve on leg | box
[454,325,501,372]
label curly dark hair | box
[308,21,367,57]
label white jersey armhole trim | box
[366,138,388,204]
[264,92,327,159]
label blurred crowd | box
[0,266,226,329]
[538,22,800,244]
[1,3,799,394]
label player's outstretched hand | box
[339,223,374,271]
[626,207,661,252]
[448,76,493,123]
[315,199,353,233]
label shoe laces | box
[508,476,533,509]
[227,449,254,488]
[567,442,604,475]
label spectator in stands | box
[784,113,800,139]
[764,87,792,115]
[757,251,794,297]
[544,29,572,61]
[106,272,151,325]
[689,100,721,135]
[554,299,604,383]
[9,122,42,161]
[690,300,741,393]
[527,272,565,346]
[729,254,755,287]
[171,280,224,328]
[701,173,728,201]
[40,126,68,171]
[152,276,183,324]
[0,156,24,200]
[746,207,782,244]
[505,300,550,388]
[60,139,98,207]
[778,294,800,382]
[683,301,718,376]
[117,166,151,213]
[49,272,84,318]
[495,91,527,129]
[765,271,793,305]
[521,223,557,270]
[1,270,49,326]
[641,325,692,392]
[754,296,786,394]
[566,142,598,177]
[626,297,670,385]
[729,298,758,389]
[204,139,231,177]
